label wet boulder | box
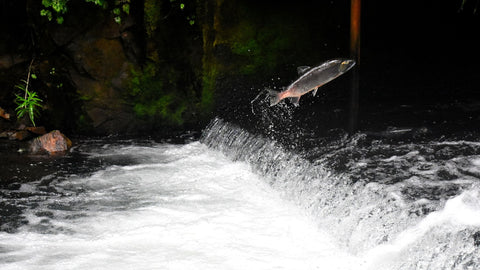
[9,130,31,141]
[0,125,46,141]
[0,107,10,120]
[25,126,46,135]
[29,130,72,155]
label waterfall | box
[201,117,480,269]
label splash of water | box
[201,117,480,269]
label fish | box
[268,59,355,106]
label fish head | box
[338,59,356,73]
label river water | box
[0,118,479,269]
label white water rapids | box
[0,120,480,269]
[0,142,357,270]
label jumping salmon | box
[269,59,355,106]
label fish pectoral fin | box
[289,97,300,107]
[312,87,318,96]
[297,66,311,75]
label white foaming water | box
[200,119,480,269]
[2,124,480,270]
[362,187,480,270]
[0,142,358,270]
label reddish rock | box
[9,130,31,141]
[29,130,73,155]
[0,107,10,120]
[26,126,47,135]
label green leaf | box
[180,3,185,10]
[114,16,121,24]
[56,16,64,24]
[122,3,130,14]
[51,0,68,13]
[15,84,26,91]
[113,7,120,15]
[31,74,37,79]
[42,0,53,8]
[40,9,53,21]
[14,83,43,126]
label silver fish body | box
[269,59,355,106]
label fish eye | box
[339,61,351,72]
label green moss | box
[78,95,93,101]
[234,23,294,74]
[214,3,303,75]
[144,0,162,38]
[199,63,218,114]
[134,94,171,117]
[128,63,190,126]
[197,0,308,118]
[76,113,94,133]
[171,103,187,125]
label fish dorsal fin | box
[297,66,311,75]
[312,87,318,96]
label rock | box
[474,231,480,247]
[72,38,127,81]
[0,54,26,70]
[0,107,10,120]
[0,131,11,138]
[67,34,137,134]
[26,126,47,135]
[29,130,72,155]
[9,130,31,141]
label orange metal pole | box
[350,0,361,61]
[349,0,361,133]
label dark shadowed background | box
[0,0,479,138]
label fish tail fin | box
[267,89,281,106]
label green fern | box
[14,80,43,127]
